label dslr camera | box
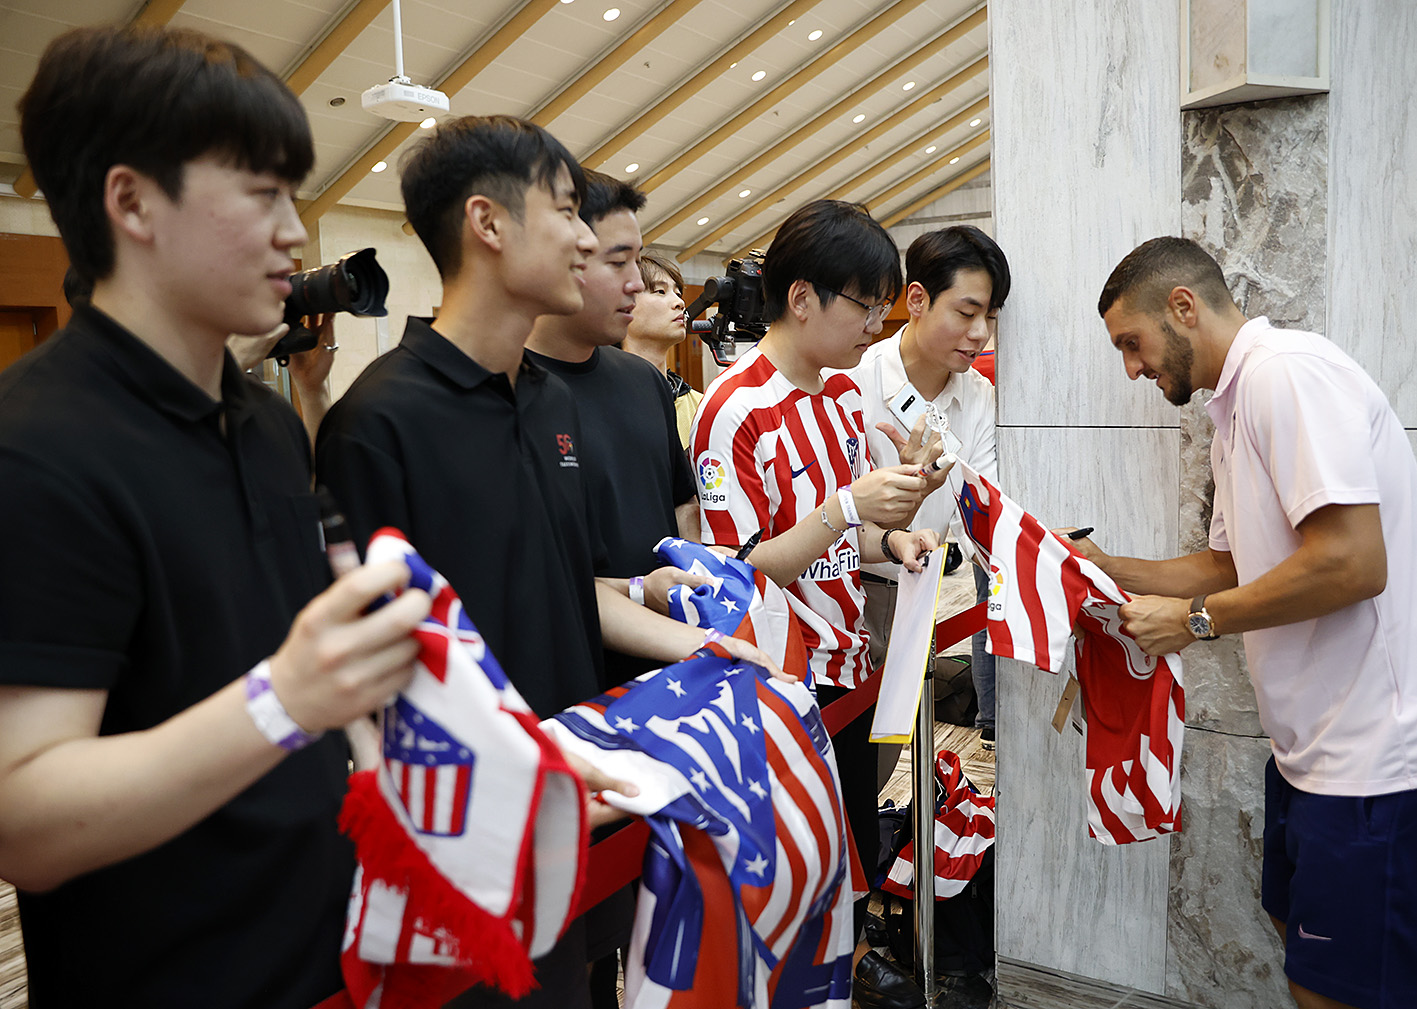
[268,247,390,362]
[686,251,768,366]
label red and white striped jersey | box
[953,463,1185,845]
[692,345,872,689]
[882,749,995,901]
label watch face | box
[1188,611,1213,638]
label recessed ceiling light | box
[751,70,766,82]
[738,189,752,198]
[419,117,436,129]
[697,216,710,226]
[560,0,574,4]
[852,113,866,124]
[625,162,640,173]
[603,7,620,21]
[371,161,388,173]
[902,81,915,91]
[329,96,346,107]
[808,29,823,41]
[969,118,982,127]
[949,156,960,164]
[730,61,738,69]
[925,145,937,154]
[788,19,795,25]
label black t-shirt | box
[526,346,696,578]
[0,306,351,1008]
[525,347,697,688]
[316,318,605,716]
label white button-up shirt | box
[845,328,997,580]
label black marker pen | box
[736,528,764,561]
[1066,526,1095,541]
[316,486,361,578]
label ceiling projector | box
[362,78,450,122]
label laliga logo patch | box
[697,451,729,505]
[987,564,1005,618]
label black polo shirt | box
[316,317,605,716]
[0,305,351,1008]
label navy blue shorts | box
[1262,757,1417,1008]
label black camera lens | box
[267,247,390,361]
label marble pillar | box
[1171,92,1327,1007]
[989,0,1181,993]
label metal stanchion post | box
[913,647,937,1005]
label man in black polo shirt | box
[316,116,781,1007]
[524,172,699,690]
[0,26,431,1007]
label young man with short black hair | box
[524,171,700,689]
[849,225,1011,745]
[526,173,698,589]
[624,250,701,450]
[0,25,430,1006]
[317,119,780,1006]
[693,198,948,999]
[1080,236,1417,1009]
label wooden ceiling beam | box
[532,0,702,127]
[298,0,564,232]
[132,0,188,28]
[638,0,939,197]
[13,0,191,197]
[580,0,819,170]
[674,78,988,259]
[646,9,986,244]
[285,0,390,95]
[880,157,991,228]
[864,130,990,213]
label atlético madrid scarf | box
[544,538,857,1009]
[339,529,586,1008]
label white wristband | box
[836,487,862,527]
[629,576,646,606]
[243,660,322,752]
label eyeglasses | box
[813,284,893,327]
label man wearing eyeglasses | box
[691,199,949,1006]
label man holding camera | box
[0,25,432,1006]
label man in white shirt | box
[849,226,1010,744]
[1076,236,1417,1009]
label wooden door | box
[0,310,41,374]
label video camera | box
[268,247,390,362]
[685,250,768,366]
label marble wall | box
[989,0,1181,993]
[1327,0,1417,429]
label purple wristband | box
[243,660,322,752]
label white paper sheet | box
[869,547,946,744]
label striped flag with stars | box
[544,539,853,1008]
[339,529,586,1008]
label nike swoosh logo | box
[790,461,816,479]
[1296,924,1333,941]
